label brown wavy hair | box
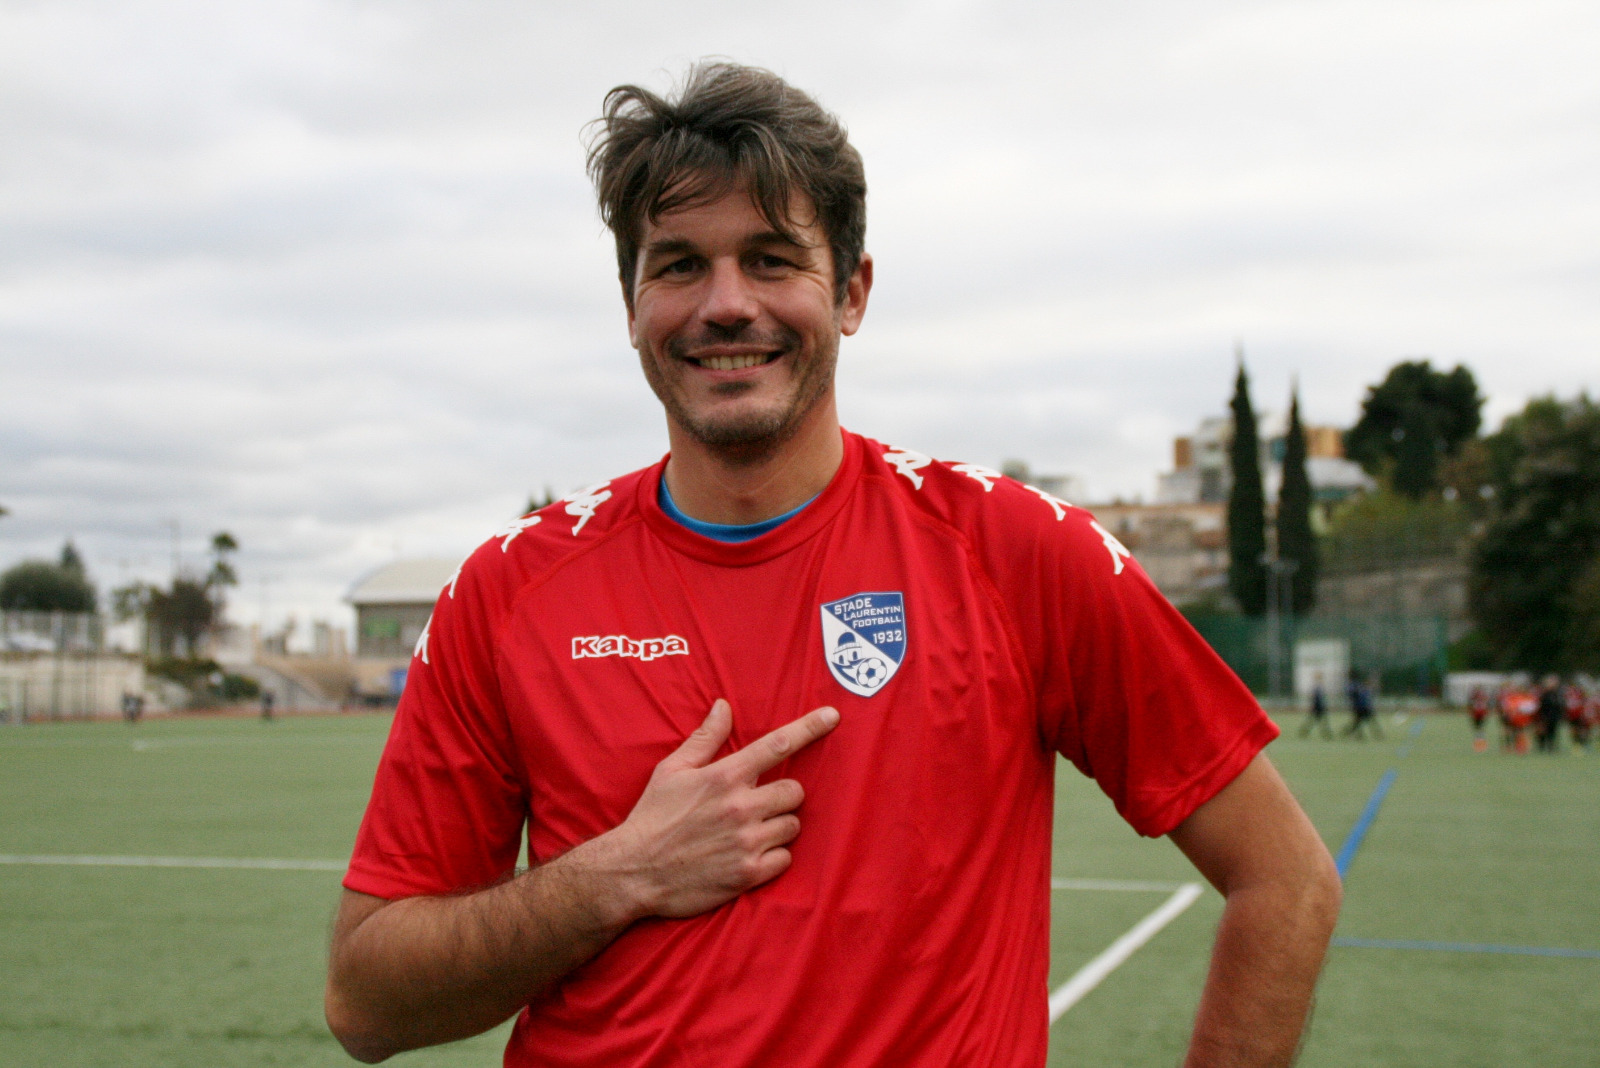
[587,61,867,306]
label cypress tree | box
[1228,361,1268,615]
[1277,388,1319,616]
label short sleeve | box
[995,499,1278,837]
[343,551,528,899]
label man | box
[1299,673,1332,739]
[1535,675,1563,753]
[326,63,1340,1067]
[1342,673,1382,741]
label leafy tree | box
[1227,362,1268,615]
[1346,360,1482,498]
[1276,390,1318,615]
[1469,395,1600,672]
[207,531,239,611]
[147,579,216,658]
[1570,557,1600,674]
[110,531,239,658]
[0,541,97,612]
[1321,490,1472,569]
[526,489,557,514]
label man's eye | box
[662,258,697,275]
[754,254,792,270]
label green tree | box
[1276,389,1318,616]
[207,531,239,612]
[1570,557,1600,673]
[147,579,216,658]
[60,540,86,577]
[1228,362,1268,615]
[1321,490,1472,570]
[111,532,238,659]
[0,542,97,612]
[1345,360,1482,499]
[1469,395,1600,672]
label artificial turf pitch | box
[1,710,1595,1066]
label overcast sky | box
[3,0,1597,639]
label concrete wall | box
[0,653,144,720]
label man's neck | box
[661,400,844,525]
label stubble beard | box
[644,324,838,466]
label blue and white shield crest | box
[819,591,907,698]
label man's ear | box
[839,253,873,337]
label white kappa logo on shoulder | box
[561,482,613,535]
[883,446,934,489]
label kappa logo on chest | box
[819,592,907,698]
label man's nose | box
[698,259,760,327]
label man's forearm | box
[1182,874,1340,1068]
[325,835,646,1063]
[1168,754,1342,1068]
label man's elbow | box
[1298,846,1344,936]
[324,983,399,1064]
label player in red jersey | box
[1468,685,1492,751]
[325,62,1341,1068]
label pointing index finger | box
[723,706,840,780]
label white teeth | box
[699,353,766,371]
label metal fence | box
[0,611,103,653]
[1188,614,1451,698]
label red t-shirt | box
[345,431,1276,1067]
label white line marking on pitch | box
[1051,877,1186,893]
[0,853,345,872]
[1049,882,1205,1023]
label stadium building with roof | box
[346,558,459,703]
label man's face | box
[627,184,869,455]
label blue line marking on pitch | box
[1334,719,1426,879]
[1328,721,1600,963]
[1333,937,1600,960]
[1334,769,1397,879]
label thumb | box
[669,699,732,769]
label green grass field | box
[2,710,1596,1066]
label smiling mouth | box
[691,352,778,371]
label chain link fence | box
[1189,614,1451,698]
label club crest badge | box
[820,591,907,698]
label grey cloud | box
[3,0,1597,630]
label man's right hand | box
[325,699,839,1062]
[596,699,841,921]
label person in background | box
[1468,685,1491,752]
[1535,675,1563,753]
[1300,673,1333,739]
[1344,672,1382,741]
[1564,681,1590,751]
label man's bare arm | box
[325,699,839,1063]
[1168,752,1342,1068]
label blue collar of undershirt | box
[658,476,816,543]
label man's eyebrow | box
[746,229,809,249]
[641,237,697,259]
[640,231,813,259]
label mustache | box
[666,324,800,361]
